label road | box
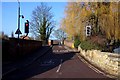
[2,45,115,80]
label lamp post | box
[15,0,24,47]
[15,0,24,40]
[18,0,24,38]
[15,0,24,56]
[18,1,20,39]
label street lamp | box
[15,0,24,40]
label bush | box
[80,40,103,50]
[74,38,81,48]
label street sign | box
[15,29,22,34]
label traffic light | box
[86,26,91,36]
[25,20,29,33]
[87,27,90,34]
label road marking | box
[58,46,62,48]
[76,53,115,78]
[56,59,63,73]
[64,46,71,51]
[77,54,103,74]
[3,68,17,76]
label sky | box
[1,2,67,39]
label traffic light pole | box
[18,1,20,40]
[22,33,28,39]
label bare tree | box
[30,3,55,44]
[54,28,67,44]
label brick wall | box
[2,38,42,61]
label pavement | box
[2,45,116,80]
[2,46,52,78]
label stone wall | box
[78,46,120,78]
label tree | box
[30,3,55,44]
[61,2,120,42]
[61,2,87,41]
[54,28,67,41]
[61,2,79,40]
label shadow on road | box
[2,45,76,80]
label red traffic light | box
[25,23,28,26]
[25,20,29,33]
[25,24,28,26]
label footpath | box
[2,46,52,77]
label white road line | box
[77,54,103,74]
[64,46,70,51]
[3,68,17,76]
[76,53,114,78]
[58,46,62,48]
[56,59,63,73]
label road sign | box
[15,29,22,34]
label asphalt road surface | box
[2,45,115,80]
